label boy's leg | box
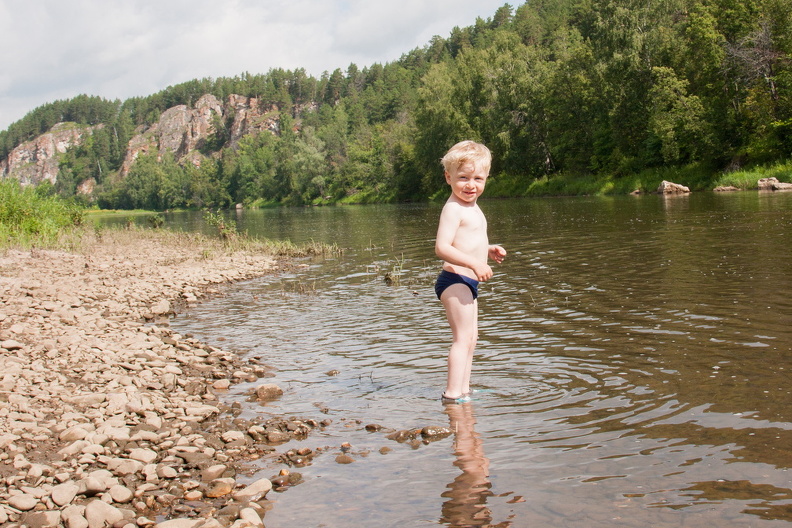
[460,303,478,394]
[441,284,478,399]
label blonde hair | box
[440,140,492,175]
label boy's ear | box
[444,170,452,183]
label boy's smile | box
[445,161,488,204]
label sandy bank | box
[0,229,319,528]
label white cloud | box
[0,0,509,131]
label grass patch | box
[0,179,85,250]
[201,210,341,257]
[1,181,341,259]
[713,160,792,189]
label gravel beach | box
[0,229,321,528]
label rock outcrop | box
[0,123,100,186]
[2,94,285,186]
[757,177,792,191]
[119,94,281,178]
[657,180,691,194]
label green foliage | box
[147,214,165,229]
[203,210,238,240]
[0,179,85,248]
[4,0,792,206]
[713,160,792,188]
[0,95,120,160]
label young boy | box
[434,140,506,404]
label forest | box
[1,0,790,209]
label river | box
[159,192,792,527]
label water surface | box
[168,192,792,527]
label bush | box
[0,179,85,249]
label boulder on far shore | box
[657,180,691,194]
[758,177,792,191]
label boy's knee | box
[455,333,476,348]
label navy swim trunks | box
[434,270,479,300]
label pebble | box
[66,514,90,528]
[8,493,38,511]
[109,484,134,503]
[128,448,158,464]
[253,384,284,401]
[335,454,355,464]
[84,499,124,528]
[213,379,232,390]
[231,477,273,502]
[205,479,235,498]
[238,507,265,527]
[183,490,203,501]
[52,481,80,506]
[202,464,228,481]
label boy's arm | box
[435,204,493,281]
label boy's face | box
[445,160,489,204]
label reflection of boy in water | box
[441,402,493,527]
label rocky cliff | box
[0,123,100,186]
[1,93,284,187]
[119,94,281,178]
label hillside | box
[1,0,791,208]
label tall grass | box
[202,210,341,257]
[1,180,342,259]
[0,179,85,250]
[713,160,792,189]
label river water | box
[161,192,792,527]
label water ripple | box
[171,194,792,527]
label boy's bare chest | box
[458,207,487,232]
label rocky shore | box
[0,229,322,528]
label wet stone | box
[253,384,283,401]
[335,454,355,464]
[421,425,452,440]
[205,479,234,498]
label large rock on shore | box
[758,177,792,191]
[657,180,690,194]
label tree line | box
[2,0,790,209]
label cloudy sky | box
[0,0,509,131]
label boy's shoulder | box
[443,196,480,210]
[440,199,484,229]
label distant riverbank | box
[482,160,792,199]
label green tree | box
[648,66,712,163]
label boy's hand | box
[489,245,506,264]
[472,263,494,282]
